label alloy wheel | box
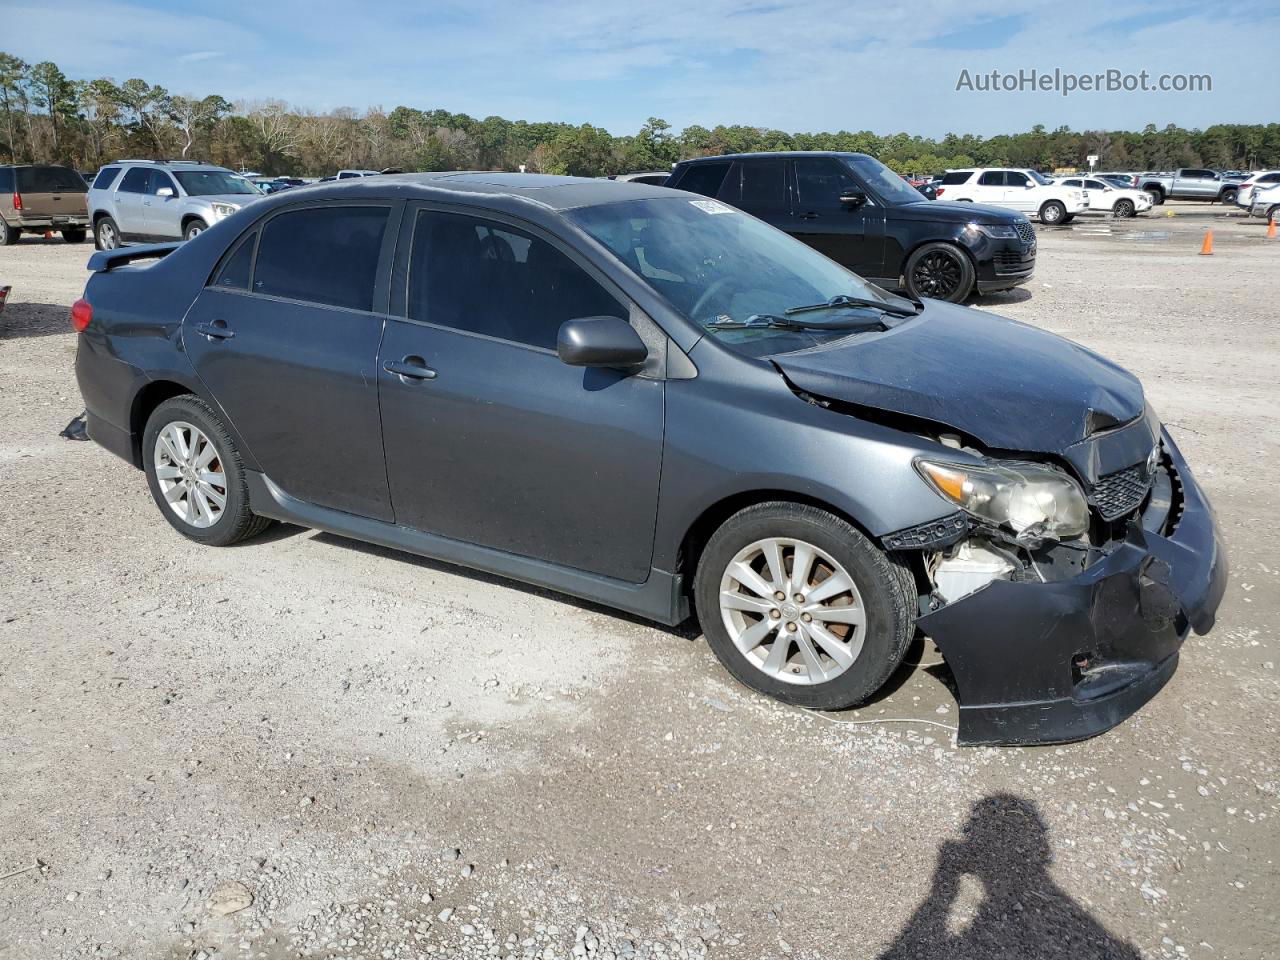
[153,421,227,529]
[911,250,962,298]
[719,537,867,685]
[185,223,204,240]
[97,221,117,249]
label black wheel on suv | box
[1039,200,1067,225]
[0,220,18,245]
[903,242,974,303]
[94,216,120,250]
[184,219,207,241]
[62,228,86,243]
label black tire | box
[1145,189,1165,206]
[903,242,975,303]
[694,502,917,710]
[183,219,207,241]
[1060,214,1076,224]
[1039,200,1067,225]
[1220,189,1237,206]
[62,228,86,243]
[142,394,272,547]
[1113,199,1135,218]
[0,220,19,245]
[94,216,120,251]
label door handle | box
[384,356,437,381]
[799,212,820,220]
[195,320,234,341]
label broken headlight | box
[915,458,1089,541]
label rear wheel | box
[1145,189,1164,206]
[1220,189,1237,205]
[1039,200,1067,225]
[694,502,917,710]
[1113,199,1135,218]
[903,242,974,303]
[1269,205,1280,225]
[0,220,18,245]
[62,228,86,243]
[143,395,272,547]
[94,216,120,250]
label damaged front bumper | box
[916,430,1228,746]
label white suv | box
[1057,176,1152,218]
[88,160,263,249]
[936,168,1088,224]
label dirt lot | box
[1,202,1277,960]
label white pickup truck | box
[935,168,1088,224]
[1137,169,1241,206]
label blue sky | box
[5,0,1277,137]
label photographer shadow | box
[878,793,1142,960]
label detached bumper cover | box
[918,431,1227,746]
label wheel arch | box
[128,379,203,467]
[181,213,208,233]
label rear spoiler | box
[87,242,181,273]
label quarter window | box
[252,206,389,312]
[118,167,151,194]
[408,210,626,351]
[93,166,121,189]
[673,162,731,198]
[1005,171,1031,187]
[213,231,256,290]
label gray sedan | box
[71,173,1227,745]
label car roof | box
[258,171,678,212]
[677,151,873,164]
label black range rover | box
[666,151,1036,303]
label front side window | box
[253,206,389,311]
[150,171,178,195]
[673,162,731,198]
[408,210,626,351]
[117,167,150,194]
[1005,171,1031,187]
[173,170,259,196]
[794,158,857,206]
[841,155,922,205]
[570,197,900,359]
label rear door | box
[183,201,401,521]
[111,167,150,235]
[970,170,1008,205]
[789,156,885,279]
[376,204,664,582]
[714,157,791,230]
[15,166,87,219]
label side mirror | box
[557,316,647,369]
[838,190,867,208]
[1025,181,1036,189]
[156,187,174,198]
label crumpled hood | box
[773,300,1144,453]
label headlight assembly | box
[915,458,1089,541]
[969,223,1019,239]
[210,202,239,219]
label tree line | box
[3,52,1280,178]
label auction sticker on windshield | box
[689,199,735,214]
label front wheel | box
[143,395,272,547]
[1039,200,1067,225]
[183,219,208,241]
[694,502,917,710]
[903,242,974,303]
[1113,199,1135,218]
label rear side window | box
[733,159,786,207]
[93,166,121,189]
[0,169,12,193]
[118,167,150,194]
[16,166,87,192]
[408,210,626,351]
[672,162,731,198]
[213,231,256,290]
[942,171,974,185]
[253,206,390,312]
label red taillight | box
[11,192,21,211]
[936,187,946,197]
[71,298,92,332]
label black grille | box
[994,250,1034,274]
[1014,220,1036,246]
[1091,463,1152,521]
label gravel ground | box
[1,202,1276,960]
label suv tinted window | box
[734,158,786,206]
[941,171,973,185]
[213,231,256,290]
[1062,178,1082,188]
[794,157,856,206]
[978,171,1005,186]
[409,210,625,351]
[1005,171,1030,187]
[93,166,121,190]
[149,170,178,196]
[673,162,731,198]
[253,206,389,311]
[16,166,87,192]
[118,167,151,194]
[0,169,12,193]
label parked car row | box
[935,168,1088,224]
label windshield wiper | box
[784,293,919,318]
[705,312,884,331]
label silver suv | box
[88,160,262,249]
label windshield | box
[842,155,925,206]
[174,170,259,196]
[569,197,902,358]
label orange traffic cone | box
[1199,230,1214,256]
[1268,218,1277,239]
[43,230,54,239]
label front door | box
[377,206,664,583]
[183,201,399,521]
[789,156,886,280]
[1001,171,1035,211]
[143,169,183,238]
